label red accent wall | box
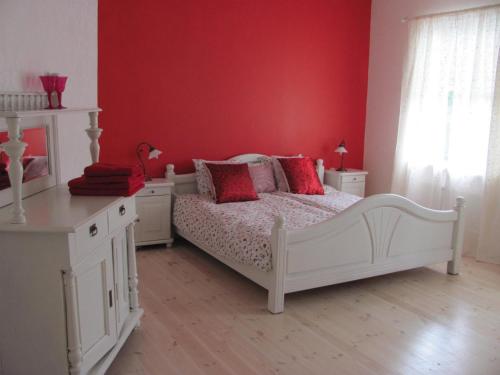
[98,0,371,176]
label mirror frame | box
[0,119,57,208]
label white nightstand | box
[324,169,368,197]
[135,178,174,247]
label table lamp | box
[136,142,162,181]
[335,140,348,171]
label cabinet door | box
[135,195,171,243]
[342,182,365,197]
[72,240,117,370]
[112,228,130,334]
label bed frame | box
[165,154,465,314]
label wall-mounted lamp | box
[136,142,162,181]
[335,140,348,172]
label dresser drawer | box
[341,174,365,184]
[75,212,109,260]
[108,197,136,234]
[136,186,172,197]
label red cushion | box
[277,157,324,195]
[205,163,259,203]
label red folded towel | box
[69,182,144,197]
[68,175,144,196]
[84,173,143,184]
[68,175,145,189]
[84,162,142,177]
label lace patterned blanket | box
[173,186,361,271]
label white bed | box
[166,154,465,314]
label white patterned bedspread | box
[173,186,361,271]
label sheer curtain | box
[478,56,500,263]
[392,6,500,258]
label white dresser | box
[0,187,143,375]
[324,169,368,197]
[135,178,174,247]
[0,96,142,375]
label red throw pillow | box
[277,157,324,195]
[205,163,259,203]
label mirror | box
[0,127,50,191]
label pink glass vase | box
[39,75,57,109]
[55,76,68,109]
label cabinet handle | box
[89,224,98,237]
[109,290,113,308]
[119,205,126,216]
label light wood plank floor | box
[109,240,500,375]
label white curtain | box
[478,55,500,263]
[392,6,500,259]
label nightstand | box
[324,169,368,197]
[135,178,174,247]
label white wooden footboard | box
[267,194,465,313]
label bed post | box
[316,158,325,184]
[448,197,465,275]
[166,163,175,182]
[268,216,286,314]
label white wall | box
[364,0,500,195]
[0,0,97,182]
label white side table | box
[135,178,174,247]
[324,169,368,197]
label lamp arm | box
[136,142,150,178]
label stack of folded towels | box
[68,163,145,196]
[0,162,10,190]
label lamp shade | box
[335,140,348,154]
[148,147,162,159]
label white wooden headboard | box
[165,153,325,195]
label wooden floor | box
[108,240,500,375]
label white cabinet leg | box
[63,270,83,375]
[126,222,140,312]
[3,117,27,224]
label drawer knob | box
[89,224,98,237]
[353,177,357,181]
[119,205,126,216]
[151,190,155,194]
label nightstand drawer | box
[137,186,172,197]
[342,175,365,184]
